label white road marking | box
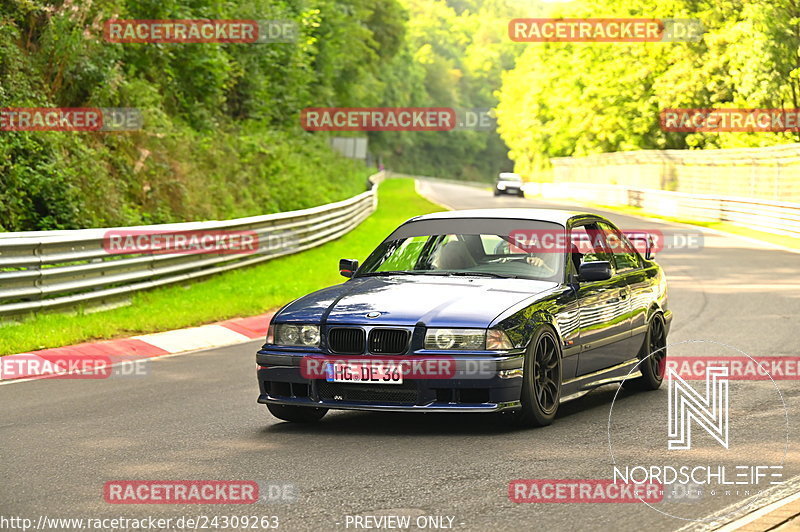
[132,324,251,353]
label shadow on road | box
[259,384,660,437]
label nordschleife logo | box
[667,365,729,450]
[606,340,789,523]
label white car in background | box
[494,172,524,197]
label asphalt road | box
[1,179,798,532]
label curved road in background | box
[1,179,798,531]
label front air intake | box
[368,328,410,355]
[328,327,365,355]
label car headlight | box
[269,324,320,347]
[425,328,484,350]
[424,328,513,350]
[419,328,478,350]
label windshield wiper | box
[359,270,519,279]
[439,271,519,279]
[358,271,432,277]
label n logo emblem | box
[668,365,729,450]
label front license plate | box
[325,363,403,384]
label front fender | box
[491,289,571,351]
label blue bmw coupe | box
[256,209,671,427]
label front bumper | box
[256,349,524,413]
[496,185,521,194]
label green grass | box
[574,202,800,251]
[0,179,443,355]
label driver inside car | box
[491,236,558,275]
[524,253,557,274]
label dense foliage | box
[5,0,798,229]
[369,0,524,181]
[1,0,409,230]
[496,0,800,177]
[0,0,523,231]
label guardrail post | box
[33,242,43,302]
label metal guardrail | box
[0,172,384,318]
[523,182,800,239]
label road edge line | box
[415,179,456,211]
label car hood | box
[276,276,558,328]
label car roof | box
[407,208,602,226]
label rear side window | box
[598,222,641,273]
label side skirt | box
[559,358,642,403]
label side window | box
[598,222,640,273]
[569,223,612,274]
[480,234,508,255]
[481,234,530,256]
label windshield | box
[358,219,564,282]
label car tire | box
[505,327,561,427]
[494,189,501,196]
[624,313,666,391]
[267,403,328,423]
[517,190,525,198]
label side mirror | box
[339,258,358,278]
[644,234,656,260]
[578,261,613,282]
[624,231,656,261]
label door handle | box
[608,290,629,303]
